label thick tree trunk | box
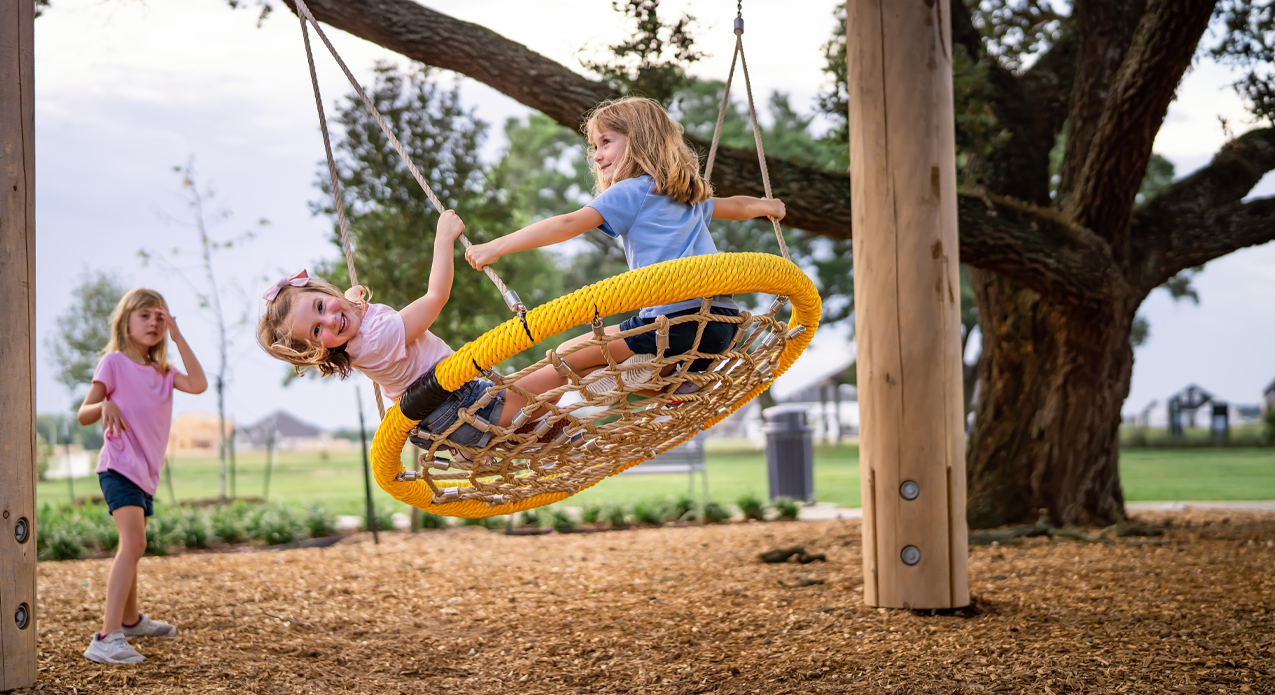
[966,270,1137,528]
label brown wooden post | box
[847,0,969,609]
[1,0,38,687]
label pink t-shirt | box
[93,351,181,495]
[346,303,454,400]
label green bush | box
[250,505,305,545]
[370,504,398,532]
[518,509,543,528]
[305,503,338,538]
[1265,407,1275,445]
[736,493,766,521]
[666,495,696,522]
[632,499,664,526]
[211,505,247,544]
[580,503,603,525]
[701,500,729,524]
[418,511,449,530]
[601,502,628,528]
[547,508,576,531]
[174,509,212,549]
[773,497,800,520]
[144,517,175,556]
[40,527,89,561]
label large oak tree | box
[273,0,1275,527]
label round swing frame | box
[370,252,819,518]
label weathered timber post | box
[847,0,969,609]
[1,0,38,687]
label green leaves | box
[317,65,564,370]
[46,270,126,401]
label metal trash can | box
[763,405,814,501]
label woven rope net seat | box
[370,252,820,518]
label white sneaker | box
[122,613,177,638]
[585,354,657,395]
[83,630,145,664]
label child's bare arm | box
[465,207,604,271]
[401,210,465,343]
[712,196,785,222]
[159,309,208,394]
[78,381,129,435]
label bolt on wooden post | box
[847,0,969,609]
[1,0,39,687]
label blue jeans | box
[412,379,506,448]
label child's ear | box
[344,286,366,303]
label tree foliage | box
[47,270,126,404]
[315,65,563,368]
[579,0,704,105]
[1213,1,1275,124]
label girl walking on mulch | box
[79,288,207,664]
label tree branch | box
[950,0,1053,204]
[1135,197,1275,289]
[285,0,851,234]
[1132,127,1275,290]
[958,192,1126,308]
[1018,23,1079,146]
[284,0,1129,305]
[1063,0,1215,258]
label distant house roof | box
[1265,378,1275,397]
[242,411,325,441]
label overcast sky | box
[30,0,1275,430]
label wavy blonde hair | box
[106,288,172,374]
[257,275,370,378]
[584,97,712,205]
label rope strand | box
[700,15,790,262]
[293,0,519,303]
[299,15,386,419]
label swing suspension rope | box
[293,0,820,518]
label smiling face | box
[287,290,361,349]
[590,128,629,185]
[126,305,166,352]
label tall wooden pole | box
[848,0,969,609]
[1,0,38,687]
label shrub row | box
[35,501,342,562]
[36,494,806,561]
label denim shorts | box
[413,379,506,448]
[98,470,154,517]
[619,306,741,372]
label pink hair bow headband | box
[263,269,309,302]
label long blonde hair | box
[258,275,369,378]
[584,97,712,205]
[106,288,171,374]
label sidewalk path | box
[797,500,1275,521]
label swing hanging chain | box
[293,0,524,316]
[701,6,791,263]
[300,15,387,420]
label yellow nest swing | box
[294,0,819,517]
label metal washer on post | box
[900,545,921,566]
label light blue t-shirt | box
[587,175,738,319]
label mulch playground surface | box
[22,510,1275,694]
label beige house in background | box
[168,412,232,454]
[167,410,349,455]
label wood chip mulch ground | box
[20,509,1275,694]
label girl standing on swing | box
[465,96,786,394]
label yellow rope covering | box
[370,252,820,518]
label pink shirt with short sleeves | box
[346,303,454,400]
[93,351,181,495]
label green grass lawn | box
[38,442,1275,513]
[1118,448,1275,501]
